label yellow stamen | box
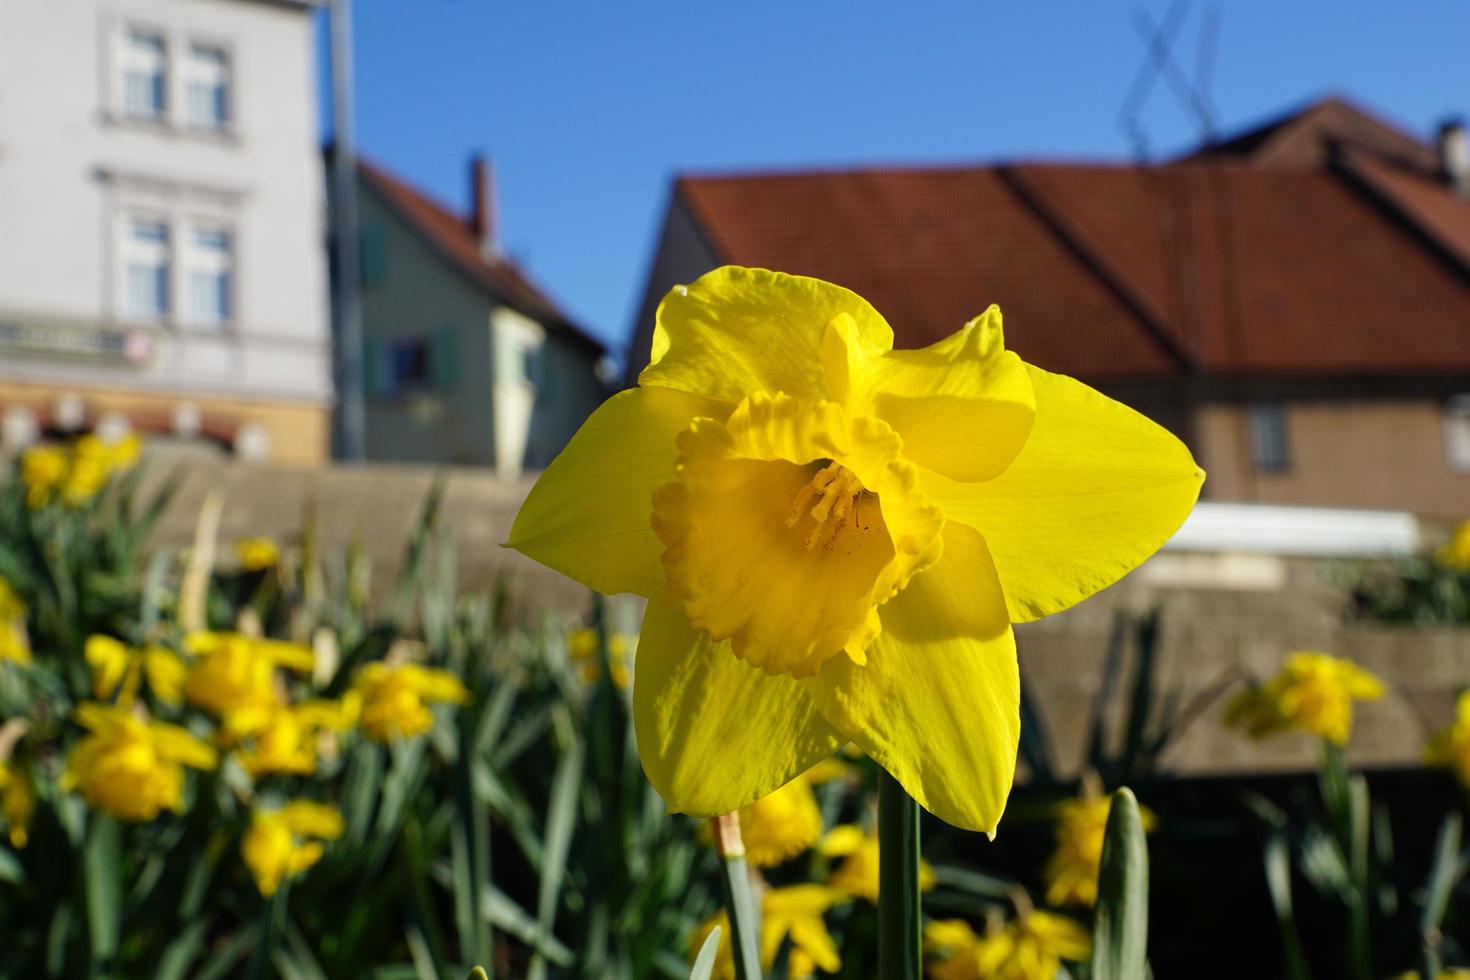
[785,463,867,550]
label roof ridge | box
[997,165,1198,372]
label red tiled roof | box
[359,159,604,351]
[676,99,1470,384]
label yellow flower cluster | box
[60,702,217,822]
[241,799,344,897]
[86,635,187,707]
[0,579,31,666]
[234,537,281,572]
[1435,520,1470,572]
[1043,792,1157,908]
[20,434,139,509]
[1425,689,1470,786]
[924,912,1091,980]
[0,761,36,848]
[692,884,850,980]
[351,662,469,742]
[820,823,936,902]
[567,628,637,689]
[1225,651,1384,746]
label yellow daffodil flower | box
[1425,689,1470,786]
[508,266,1203,832]
[19,445,67,509]
[821,823,935,901]
[567,628,637,688]
[0,761,36,848]
[350,662,468,742]
[1436,521,1470,572]
[0,579,31,666]
[85,635,187,707]
[235,698,357,778]
[182,631,314,722]
[924,912,1091,980]
[692,884,849,979]
[235,537,281,572]
[1393,971,1470,980]
[241,800,344,897]
[1225,651,1384,746]
[61,703,217,821]
[736,774,824,867]
[1043,792,1158,907]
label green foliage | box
[1090,788,1149,980]
[1342,555,1470,626]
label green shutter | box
[363,338,383,397]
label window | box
[1446,396,1470,473]
[370,338,433,397]
[1249,403,1291,473]
[120,30,167,121]
[121,219,171,319]
[184,228,233,326]
[183,44,231,131]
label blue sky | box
[323,2,1469,357]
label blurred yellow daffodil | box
[235,537,281,572]
[241,800,344,897]
[820,823,935,901]
[350,662,468,742]
[61,703,217,821]
[1425,689,1470,786]
[0,579,31,666]
[1225,651,1384,746]
[692,884,849,979]
[85,635,187,707]
[1043,791,1157,907]
[182,631,314,721]
[508,266,1203,832]
[21,434,139,509]
[567,628,636,688]
[924,911,1091,980]
[234,698,357,778]
[735,774,824,868]
[0,761,36,848]
[1436,521,1470,572]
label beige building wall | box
[0,378,328,467]
[1197,399,1470,520]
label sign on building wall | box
[0,310,154,365]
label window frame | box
[1248,402,1291,474]
[118,25,169,124]
[181,223,236,328]
[181,40,233,134]
[118,213,173,323]
[1446,395,1470,474]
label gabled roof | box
[673,97,1470,385]
[358,159,604,351]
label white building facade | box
[0,0,331,465]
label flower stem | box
[878,770,921,980]
[712,813,763,980]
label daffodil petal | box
[508,386,730,597]
[639,266,895,404]
[633,599,843,816]
[922,365,1204,622]
[836,306,1036,482]
[805,522,1018,833]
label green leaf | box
[1264,829,1314,980]
[527,708,585,980]
[688,926,722,980]
[1090,788,1149,980]
[1419,812,1463,980]
[84,815,121,976]
[480,885,575,966]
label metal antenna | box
[1195,4,1222,131]
[1132,5,1218,144]
[1116,0,1192,161]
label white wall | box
[0,0,329,403]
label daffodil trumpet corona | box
[509,266,1204,835]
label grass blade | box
[1091,788,1149,980]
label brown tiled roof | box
[676,99,1470,384]
[359,159,604,351]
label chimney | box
[468,153,500,258]
[1439,119,1470,197]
